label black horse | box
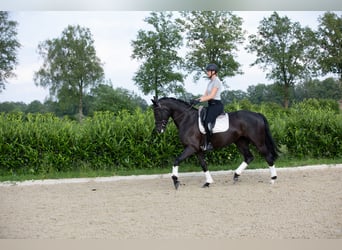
[152,97,279,189]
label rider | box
[191,63,224,151]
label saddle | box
[198,106,229,134]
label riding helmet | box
[205,63,219,73]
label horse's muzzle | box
[156,120,167,133]
[156,127,165,133]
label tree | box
[178,11,245,82]
[42,99,66,117]
[174,90,197,101]
[0,11,21,92]
[34,25,104,121]
[88,83,148,114]
[131,12,184,98]
[247,84,268,104]
[246,12,316,108]
[247,83,285,105]
[0,101,26,113]
[221,89,247,104]
[316,12,342,82]
[25,100,46,113]
[294,77,342,101]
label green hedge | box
[0,99,341,175]
[282,99,342,158]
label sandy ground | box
[0,164,341,239]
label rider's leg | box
[201,122,213,151]
[201,102,223,151]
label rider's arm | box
[199,87,218,102]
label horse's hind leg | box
[234,138,254,182]
[171,166,180,190]
[265,150,277,184]
[255,144,277,184]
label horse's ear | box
[151,96,160,107]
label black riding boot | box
[201,123,213,151]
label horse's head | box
[151,97,171,133]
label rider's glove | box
[190,99,200,106]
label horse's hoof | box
[270,176,277,184]
[172,175,180,190]
[202,182,210,188]
[233,173,240,183]
[174,181,180,189]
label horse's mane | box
[159,97,197,110]
[159,97,190,105]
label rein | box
[171,104,195,121]
[156,101,196,130]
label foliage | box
[87,84,148,115]
[0,86,148,118]
[316,12,342,81]
[34,25,105,121]
[1,98,341,177]
[1,77,340,116]
[0,109,178,175]
[25,100,47,114]
[0,11,21,91]
[0,112,78,175]
[0,101,27,113]
[245,78,341,107]
[246,12,317,108]
[282,99,342,158]
[221,89,248,104]
[178,11,245,82]
[294,77,342,101]
[246,83,285,106]
[131,12,185,98]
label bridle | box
[156,118,168,132]
[153,101,195,132]
[152,103,169,132]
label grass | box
[0,156,341,183]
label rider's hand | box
[190,99,200,106]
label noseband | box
[156,119,168,132]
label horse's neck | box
[170,105,196,128]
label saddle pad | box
[198,113,229,134]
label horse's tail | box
[260,113,280,162]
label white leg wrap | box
[269,165,277,178]
[235,162,248,175]
[172,166,179,177]
[205,171,214,183]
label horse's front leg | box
[171,146,196,190]
[197,152,213,188]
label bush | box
[0,109,186,175]
[79,109,182,170]
[282,99,342,158]
[0,98,340,176]
[0,112,78,174]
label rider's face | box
[206,70,214,78]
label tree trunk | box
[154,73,159,99]
[78,82,84,122]
[283,82,289,109]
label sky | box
[0,11,337,104]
